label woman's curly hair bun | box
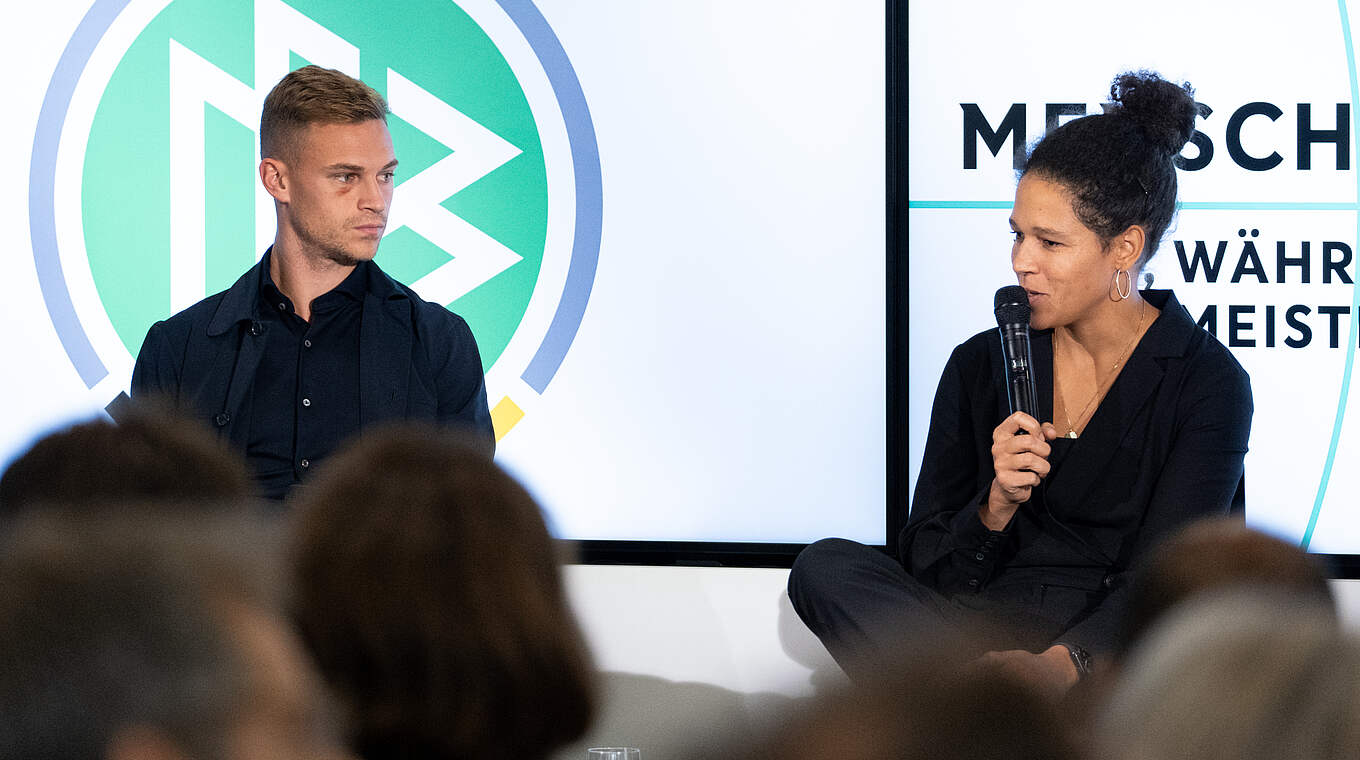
[1110,71,1197,156]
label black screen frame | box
[576,1,907,569]
[1322,555,1360,580]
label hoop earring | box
[1113,269,1132,300]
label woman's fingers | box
[991,436,1053,469]
[996,465,1041,491]
[992,411,1043,443]
[989,413,1056,509]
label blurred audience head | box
[1120,518,1333,656]
[290,425,596,760]
[0,509,343,760]
[719,641,1077,760]
[0,401,254,515]
[1100,590,1358,760]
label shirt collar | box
[206,248,409,336]
[332,259,371,301]
[1138,288,1197,358]
[258,248,372,309]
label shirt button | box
[300,459,310,469]
[303,339,312,348]
[967,579,979,588]
[302,398,311,407]
[974,552,985,561]
[213,412,231,427]
[277,302,287,312]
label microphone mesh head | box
[993,285,1031,326]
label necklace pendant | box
[1066,431,1078,439]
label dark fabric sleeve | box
[1053,348,1253,656]
[130,320,180,402]
[899,339,1012,593]
[435,315,495,457]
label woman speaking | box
[789,71,1252,694]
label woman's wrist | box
[980,480,1018,530]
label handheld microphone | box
[994,285,1038,419]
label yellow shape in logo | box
[491,395,525,442]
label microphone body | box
[994,286,1039,419]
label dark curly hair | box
[1021,70,1197,268]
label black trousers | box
[787,538,1063,680]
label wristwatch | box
[1060,642,1092,677]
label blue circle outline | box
[29,0,601,395]
[1300,0,1360,550]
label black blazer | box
[131,255,494,456]
[899,290,1251,655]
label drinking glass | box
[587,748,641,760]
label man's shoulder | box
[157,290,230,330]
[137,292,233,361]
[151,261,261,337]
[369,265,473,336]
[131,286,238,388]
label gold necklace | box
[1057,298,1147,439]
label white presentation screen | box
[3,1,888,547]
[908,1,1360,554]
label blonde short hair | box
[259,65,388,162]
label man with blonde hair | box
[133,66,492,499]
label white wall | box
[555,566,1360,760]
[552,565,843,760]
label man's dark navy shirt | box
[247,251,364,499]
[130,250,496,492]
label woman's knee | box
[789,538,882,606]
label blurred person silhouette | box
[1098,590,1357,760]
[0,509,347,760]
[1117,516,1334,656]
[1059,518,1334,753]
[0,401,254,515]
[290,425,595,760]
[703,633,1078,760]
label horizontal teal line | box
[1181,202,1360,211]
[909,201,1013,209]
[909,200,1360,211]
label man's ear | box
[259,157,289,203]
